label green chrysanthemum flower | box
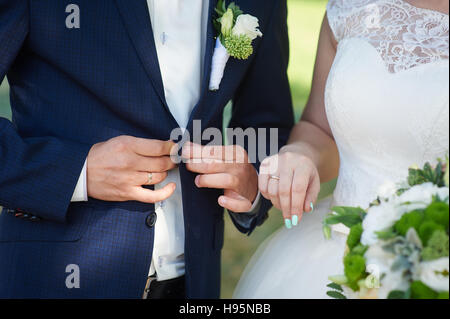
[424,201,449,227]
[422,230,449,261]
[419,221,445,246]
[344,254,366,291]
[394,210,424,236]
[224,35,253,60]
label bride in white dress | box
[234,0,449,299]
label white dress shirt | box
[71,0,259,282]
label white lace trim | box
[327,0,449,73]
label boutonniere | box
[208,0,263,91]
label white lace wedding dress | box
[233,0,449,299]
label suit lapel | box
[114,0,178,123]
[114,0,219,130]
[187,0,218,132]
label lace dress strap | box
[326,0,375,42]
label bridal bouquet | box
[324,158,449,299]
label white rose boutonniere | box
[209,0,263,91]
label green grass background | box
[0,0,331,298]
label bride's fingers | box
[278,167,294,222]
[259,157,276,199]
[258,172,271,199]
[304,172,321,213]
[267,177,281,211]
[291,167,309,220]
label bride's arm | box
[259,15,340,227]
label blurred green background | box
[0,0,331,298]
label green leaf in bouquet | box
[347,223,363,250]
[323,224,332,240]
[438,291,449,299]
[419,221,445,246]
[325,215,362,229]
[325,206,366,228]
[422,230,449,261]
[332,206,367,218]
[410,281,438,299]
[394,210,424,236]
[327,291,347,299]
[387,290,409,299]
[408,161,447,187]
[327,282,344,292]
[328,275,348,286]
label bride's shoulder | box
[326,0,377,41]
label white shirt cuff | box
[249,190,261,213]
[71,159,88,202]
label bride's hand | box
[259,144,321,229]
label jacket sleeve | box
[0,0,92,223]
[228,0,295,235]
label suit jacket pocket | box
[0,205,92,243]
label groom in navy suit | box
[0,0,293,298]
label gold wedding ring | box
[270,175,280,181]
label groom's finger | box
[185,161,229,174]
[135,171,168,186]
[218,195,252,213]
[129,137,177,157]
[134,155,177,172]
[182,142,248,163]
[130,183,176,203]
[195,173,239,191]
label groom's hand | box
[182,142,258,213]
[86,136,177,203]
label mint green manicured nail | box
[292,215,299,227]
[285,219,292,229]
[310,202,315,213]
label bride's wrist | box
[280,143,319,166]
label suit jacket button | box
[29,215,41,222]
[146,212,157,228]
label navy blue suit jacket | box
[0,0,294,298]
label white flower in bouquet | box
[396,183,449,211]
[365,241,395,274]
[376,181,399,200]
[361,183,449,246]
[414,257,449,293]
[232,14,263,41]
[361,202,403,246]
[377,270,410,299]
